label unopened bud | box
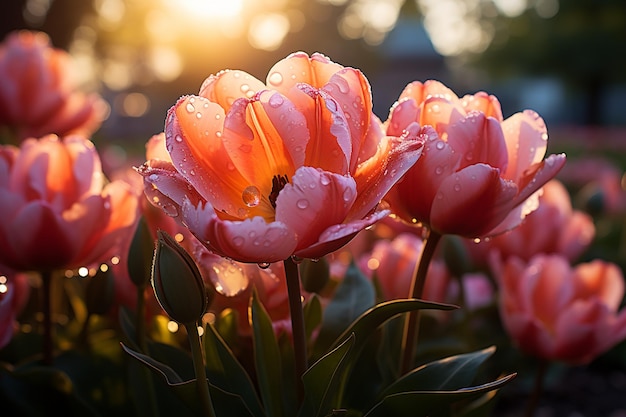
[152,230,207,324]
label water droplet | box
[342,188,354,202]
[320,176,331,186]
[296,199,309,209]
[189,169,196,176]
[258,262,271,269]
[195,112,202,119]
[242,185,261,207]
[216,131,222,138]
[541,132,548,141]
[175,135,183,143]
[430,103,440,114]
[162,203,179,217]
[232,236,245,247]
[269,94,284,108]
[227,161,235,171]
[240,84,250,93]
[185,102,195,113]
[435,166,443,175]
[454,184,462,192]
[473,237,481,244]
[291,255,303,264]
[335,76,350,94]
[268,71,283,86]
[435,141,445,150]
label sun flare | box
[171,0,244,19]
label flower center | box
[269,174,289,209]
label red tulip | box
[138,52,426,263]
[0,30,106,142]
[383,80,566,238]
[498,254,626,364]
[0,135,138,271]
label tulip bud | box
[152,230,207,324]
[299,257,330,293]
[128,216,155,287]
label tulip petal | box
[10,201,74,270]
[276,166,356,251]
[295,208,390,259]
[501,110,549,182]
[322,68,373,170]
[351,123,425,221]
[265,51,343,94]
[181,198,297,263]
[445,112,508,172]
[167,95,253,218]
[430,164,518,237]
[386,98,419,137]
[460,92,503,121]
[198,69,266,108]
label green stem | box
[136,282,147,352]
[399,230,442,375]
[185,321,216,417]
[524,359,549,417]
[41,270,53,365]
[284,257,307,402]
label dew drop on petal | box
[454,184,462,192]
[435,166,443,175]
[162,203,179,217]
[320,176,331,186]
[268,71,283,86]
[258,262,271,269]
[232,236,245,247]
[296,199,309,209]
[435,141,445,150]
[342,187,354,202]
[186,102,195,113]
[175,135,183,143]
[269,94,284,108]
[242,185,261,207]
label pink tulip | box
[383,80,566,238]
[138,52,426,263]
[466,179,595,266]
[0,135,139,272]
[498,254,626,365]
[0,30,106,142]
[358,233,451,303]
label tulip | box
[383,80,566,238]
[465,179,596,267]
[0,30,106,143]
[138,52,426,264]
[0,134,138,272]
[358,233,451,303]
[498,254,626,365]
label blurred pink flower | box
[383,80,566,238]
[358,233,451,303]
[0,30,107,142]
[0,134,139,272]
[0,272,29,348]
[138,52,425,263]
[498,254,626,365]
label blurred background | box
[1,0,625,150]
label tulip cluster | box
[1,29,626,417]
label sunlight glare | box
[167,0,244,19]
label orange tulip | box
[383,80,566,238]
[138,52,426,263]
[0,30,106,142]
[498,254,626,364]
[0,135,138,271]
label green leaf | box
[250,289,285,417]
[299,334,355,417]
[313,262,376,356]
[121,342,256,417]
[381,346,497,396]
[303,293,323,342]
[330,299,457,354]
[203,322,265,417]
[363,374,516,417]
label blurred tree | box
[473,0,626,126]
